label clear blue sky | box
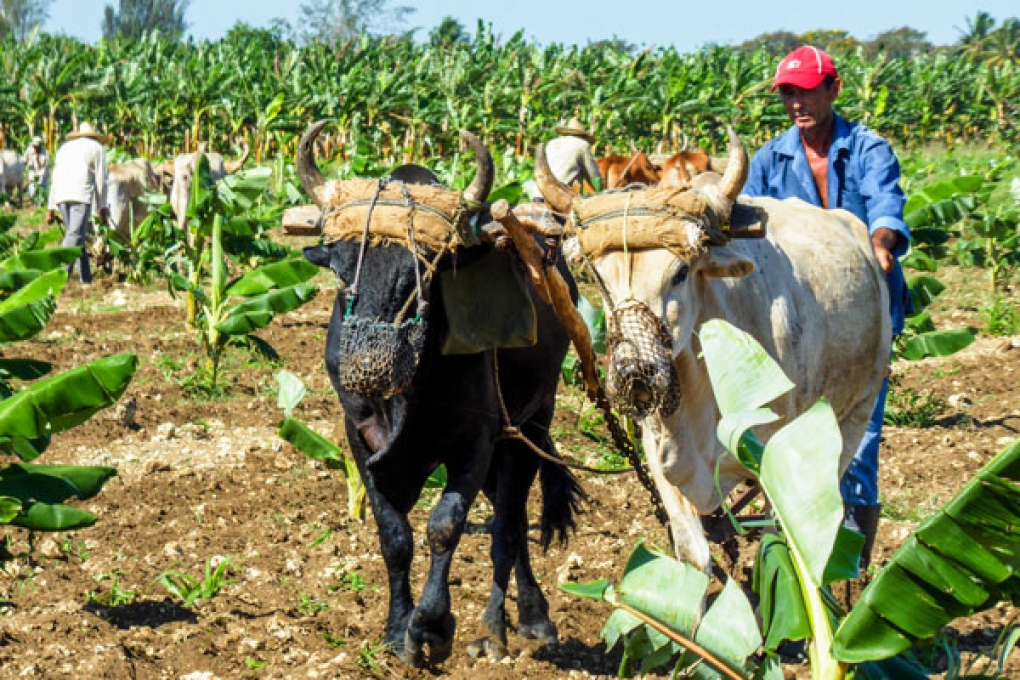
[47,0,1017,51]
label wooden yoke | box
[490,200,600,403]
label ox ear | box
[699,247,754,279]
[304,244,332,269]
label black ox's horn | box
[297,120,329,208]
[459,131,494,205]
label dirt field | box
[0,264,1017,679]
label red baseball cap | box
[771,46,839,91]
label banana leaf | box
[754,533,811,651]
[899,328,976,361]
[562,542,760,678]
[0,463,117,504]
[0,496,20,523]
[0,269,44,293]
[833,439,1020,663]
[0,268,67,311]
[0,295,56,344]
[906,275,945,312]
[0,248,82,272]
[577,295,607,355]
[215,283,317,336]
[0,353,138,461]
[225,259,319,297]
[9,501,98,531]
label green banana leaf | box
[10,501,99,531]
[754,534,811,651]
[906,275,945,313]
[215,283,317,336]
[225,259,319,297]
[0,269,44,293]
[899,328,976,361]
[0,353,138,461]
[0,268,67,312]
[561,542,760,678]
[577,295,607,355]
[0,248,82,272]
[0,295,57,344]
[0,496,21,523]
[0,268,67,344]
[0,463,117,505]
[833,439,1020,663]
[279,417,346,470]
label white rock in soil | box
[156,422,176,439]
[947,393,972,409]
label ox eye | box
[670,264,690,286]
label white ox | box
[169,142,249,229]
[534,130,891,571]
[0,150,25,205]
[107,159,160,241]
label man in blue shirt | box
[743,46,911,571]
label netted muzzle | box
[605,300,681,418]
[337,314,427,399]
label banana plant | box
[0,259,137,539]
[274,370,366,521]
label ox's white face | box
[593,225,755,358]
[589,221,755,419]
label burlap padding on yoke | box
[571,186,720,261]
[322,179,468,253]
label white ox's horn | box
[224,139,250,174]
[703,127,748,223]
[533,143,575,215]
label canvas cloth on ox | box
[321,178,474,253]
[568,185,729,261]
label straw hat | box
[555,117,595,142]
[66,122,112,145]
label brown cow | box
[659,148,730,189]
[596,152,661,189]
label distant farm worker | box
[545,117,603,195]
[744,46,910,572]
[23,135,49,201]
[45,122,111,284]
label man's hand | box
[871,227,900,273]
[44,209,55,225]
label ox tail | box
[538,452,587,550]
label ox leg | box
[512,430,559,644]
[645,438,713,572]
[403,464,483,667]
[356,463,416,655]
[467,438,546,661]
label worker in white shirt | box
[544,117,603,194]
[45,122,111,284]
[23,135,50,203]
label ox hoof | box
[401,630,454,667]
[518,620,558,644]
[466,636,508,661]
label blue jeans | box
[840,375,889,508]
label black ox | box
[298,121,584,666]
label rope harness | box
[331,179,432,400]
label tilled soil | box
[0,266,1017,679]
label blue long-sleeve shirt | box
[743,113,910,335]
